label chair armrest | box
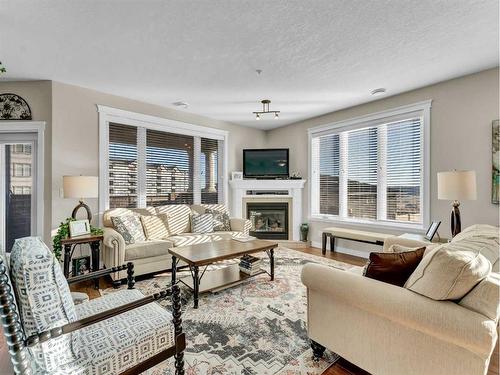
[67,263,134,285]
[382,235,429,252]
[230,218,252,235]
[301,263,497,358]
[26,284,182,348]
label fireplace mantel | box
[229,179,306,241]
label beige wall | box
[0,81,52,244]
[51,81,266,229]
[266,68,500,252]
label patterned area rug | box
[102,248,359,374]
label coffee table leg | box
[171,256,177,286]
[193,265,199,309]
[270,248,275,281]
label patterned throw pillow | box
[191,213,215,234]
[111,215,146,244]
[205,208,231,231]
[141,214,170,240]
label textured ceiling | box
[0,0,498,129]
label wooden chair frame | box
[0,259,186,375]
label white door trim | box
[0,121,45,239]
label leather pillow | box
[364,247,426,287]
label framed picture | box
[69,219,90,237]
[425,221,441,241]
[72,255,91,276]
[492,120,499,204]
[231,171,243,180]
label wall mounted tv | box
[243,149,289,179]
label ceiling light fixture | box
[371,88,386,96]
[253,99,280,120]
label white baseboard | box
[311,241,370,259]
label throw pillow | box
[405,244,492,300]
[191,213,215,234]
[205,208,231,231]
[111,215,146,244]
[364,247,426,287]
[140,214,170,240]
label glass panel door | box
[0,134,37,253]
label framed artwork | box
[69,219,90,237]
[72,255,91,276]
[425,221,441,241]
[492,120,499,204]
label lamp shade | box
[437,170,477,201]
[63,176,98,199]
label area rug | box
[102,247,359,374]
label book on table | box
[239,255,263,275]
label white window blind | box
[146,129,194,206]
[310,106,427,228]
[109,123,138,208]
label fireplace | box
[247,202,289,240]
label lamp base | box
[450,200,461,237]
[72,200,92,222]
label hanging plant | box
[52,218,103,261]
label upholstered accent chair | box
[0,237,185,375]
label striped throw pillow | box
[191,213,214,234]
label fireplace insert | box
[246,202,289,240]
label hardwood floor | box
[0,246,497,375]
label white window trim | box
[97,105,229,224]
[307,100,431,232]
[0,121,45,240]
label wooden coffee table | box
[169,239,278,308]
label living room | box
[0,1,499,374]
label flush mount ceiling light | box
[253,99,280,120]
[371,88,386,96]
[172,101,189,108]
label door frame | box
[0,121,45,242]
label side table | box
[61,234,104,289]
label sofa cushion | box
[156,205,191,235]
[140,214,170,240]
[10,237,77,372]
[167,233,213,247]
[405,243,492,300]
[451,224,499,271]
[103,207,156,228]
[209,231,243,241]
[111,215,146,244]
[125,240,173,261]
[364,247,425,287]
[459,272,500,321]
[191,213,214,233]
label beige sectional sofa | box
[302,225,499,375]
[102,204,251,285]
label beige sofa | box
[102,204,251,285]
[301,225,499,375]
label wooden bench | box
[322,227,393,255]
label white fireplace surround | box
[229,179,306,241]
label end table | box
[61,234,104,289]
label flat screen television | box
[243,149,289,179]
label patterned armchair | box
[0,237,185,374]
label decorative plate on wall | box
[0,93,32,120]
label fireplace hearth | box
[247,202,289,240]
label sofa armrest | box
[102,227,126,275]
[301,263,497,358]
[382,235,429,252]
[230,218,252,235]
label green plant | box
[52,218,104,261]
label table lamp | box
[437,170,477,237]
[63,175,98,222]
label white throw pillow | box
[405,244,491,300]
[191,213,214,234]
[140,214,170,240]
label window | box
[101,107,227,211]
[12,144,31,154]
[310,101,430,229]
[12,163,31,177]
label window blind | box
[146,129,194,206]
[385,118,422,223]
[319,134,340,215]
[346,127,378,220]
[109,123,138,208]
[200,138,219,204]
